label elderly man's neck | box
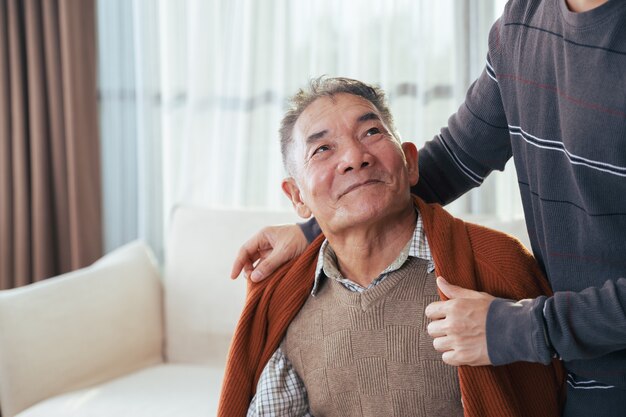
[324,204,417,288]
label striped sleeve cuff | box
[486,296,553,365]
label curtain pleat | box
[0,0,13,289]
[0,0,102,290]
[58,0,101,272]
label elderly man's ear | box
[402,142,419,186]
[281,178,313,219]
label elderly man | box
[218,77,563,417]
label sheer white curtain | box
[97,0,520,257]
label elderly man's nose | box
[342,161,370,173]
[338,143,371,173]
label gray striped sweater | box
[414,0,626,387]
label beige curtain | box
[0,0,102,290]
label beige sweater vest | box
[282,257,463,417]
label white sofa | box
[0,206,529,417]
[0,206,300,417]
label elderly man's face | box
[282,93,418,233]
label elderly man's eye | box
[365,127,381,136]
[313,145,330,155]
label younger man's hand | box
[425,277,495,366]
[230,224,308,282]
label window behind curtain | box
[97,0,519,259]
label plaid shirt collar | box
[311,208,434,296]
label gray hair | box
[279,76,399,176]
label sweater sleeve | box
[298,217,322,244]
[488,278,626,366]
[414,19,512,205]
[487,296,554,365]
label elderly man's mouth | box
[339,180,383,198]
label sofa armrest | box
[0,241,164,417]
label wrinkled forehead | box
[293,93,382,144]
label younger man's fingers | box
[424,300,447,319]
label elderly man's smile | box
[339,179,384,199]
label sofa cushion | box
[164,206,301,364]
[0,241,164,417]
[16,364,221,417]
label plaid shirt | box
[247,211,434,416]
